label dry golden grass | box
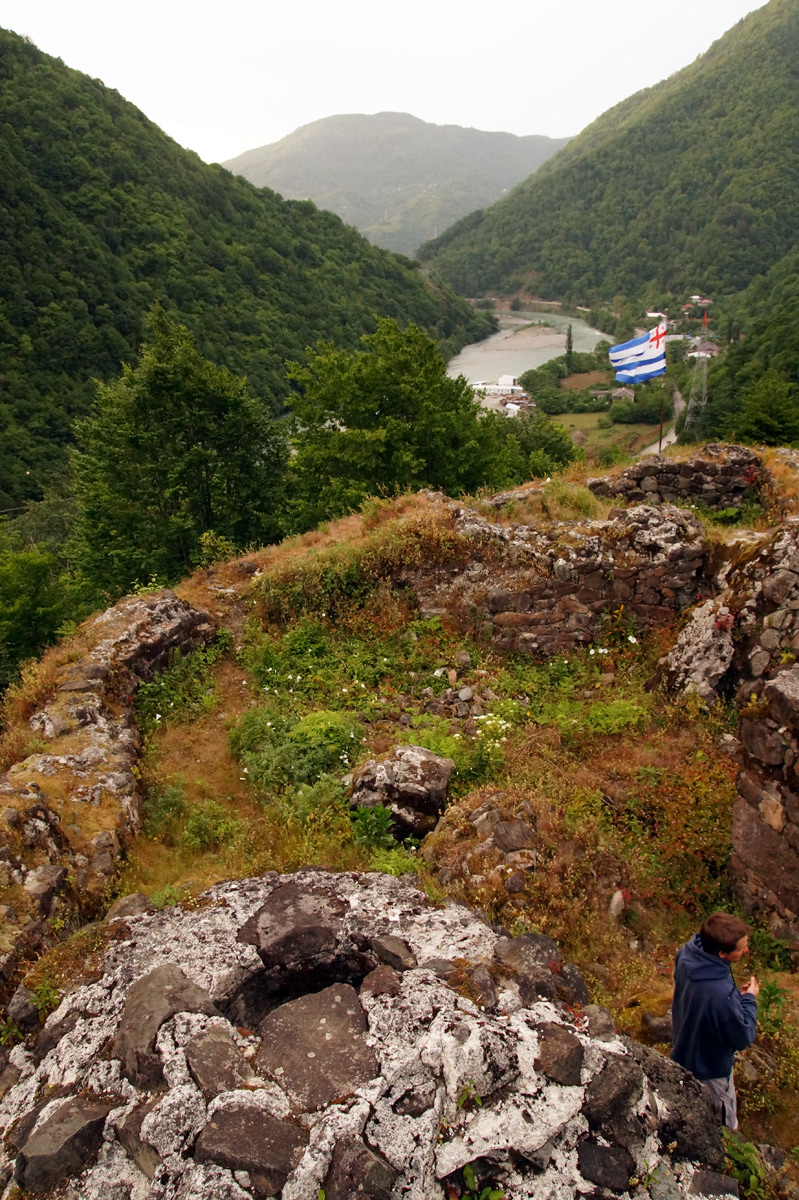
[560,370,610,391]
[0,628,95,772]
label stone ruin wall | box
[0,592,214,997]
[3,443,799,1016]
[665,520,799,944]
[586,444,763,510]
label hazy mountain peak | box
[223,112,569,257]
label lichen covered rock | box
[0,870,728,1199]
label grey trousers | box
[701,1071,738,1131]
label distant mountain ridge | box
[419,0,799,304]
[223,113,569,257]
[0,33,490,508]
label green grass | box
[559,409,669,453]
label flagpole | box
[658,378,665,453]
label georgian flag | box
[608,322,667,383]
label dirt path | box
[637,389,685,457]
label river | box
[447,311,611,384]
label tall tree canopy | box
[0,26,490,509]
[72,309,287,596]
[288,318,501,528]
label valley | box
[2,2,799,1196]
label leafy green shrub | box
[182,801,243,853]
[150,883,187,909]
[723,1130,767,1200]
[369,847,421,875]
[198,530,237,566]
[287,776,350,829]
[748,926,793,971]
[351,804,396,849]
[136,629,234,731]
[289,709,362,766]
[757,978,789,1036]
[584,699,647,735]
[141,781,188,845]
[231,706,363,796]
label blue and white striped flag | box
[608,322,667,383]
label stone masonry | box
[586,445,762,510]
[664,520,799,945]
[406,503,710,658]
[0,871,730,1200]
[0,591,215,996]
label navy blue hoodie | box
[670,933,757,1080]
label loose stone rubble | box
[0,870,730,1199]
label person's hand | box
[741,975,759,998]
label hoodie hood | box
[679,932,734,983]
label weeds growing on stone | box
[136,627,233,732]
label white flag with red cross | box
[608,323,667,383]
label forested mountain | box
[0,31,490,509]
[419,0,799,306]
[223,113,569,258]
[689,246,799,442]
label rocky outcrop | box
[350,744,455,837]
[0,870,730,1199]
[587,445,763,510]
[0,591,214,994]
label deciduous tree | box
[72,307,287,597]
[288,318,500,528]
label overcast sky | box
[3,0,766,164]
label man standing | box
[670,912,758,1131]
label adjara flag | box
[608,322,667,383]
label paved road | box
[637,389,685,457]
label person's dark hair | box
[699,912,750,955]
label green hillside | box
[0,32,490,508]
[688,246,799,441]
[223,112,569,258]
[420,0,799,306]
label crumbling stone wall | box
[664,521,799,945]
[0,591,214,991]
[587,444,762,510]
[407,503,710,657]
[734,668,799,936]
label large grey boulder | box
[195,1102,307,1195]
[256,983,378,1111]
[323,1134,397,1200]
[112,962,218,1087]
[350,744,455,837]
[14,1096,113,1193]
[237,878,370,1000]
[185,1025,262,1099]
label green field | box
[557,409,672,456]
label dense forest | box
[685,246,799,443]
[0,308,580,691]
[224,113,569,258]
[419,0,799,307]
[0,28,491,510]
